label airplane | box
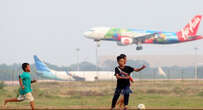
[84,15,203,50]
[33,55,115,81]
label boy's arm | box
[19,76,24,89]
[119,71,134,81]
[130,76,134,83]
[134,65,146,72]
[116,74,130,79]
[115,67,130,79]
[31,80,37,84]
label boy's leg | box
[116,97,120,105]
[111,88,121,108]
[123,94,130,109]
[116,95,124,109]
[116,95,122,105]
[120,96,124,107]
[30,101,34,110]
[26,93,34,110]
[4,98,21,106]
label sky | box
[0,0,203,66]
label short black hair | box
[117,56,124,62]
[22,63,29,71]
[120,54,127,58]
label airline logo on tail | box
[178,15,202,40]
[33,55,75,80]
[34,55,51,73]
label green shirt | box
[19,72,32,95]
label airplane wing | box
[68,72,85,81]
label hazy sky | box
[0,0,203,66]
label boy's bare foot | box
[3,101,7,109]
[3,100,7,106]
[111,107,115,110]
[119,104,123,110]
[123,106,128,110]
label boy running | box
[111,55,145,110]
[4,63,36,110]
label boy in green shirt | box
[4,63,36,110]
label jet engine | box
[117,37,133,46]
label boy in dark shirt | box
[111,55,146,110]
[116,54,134,109]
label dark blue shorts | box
[115,86,132,95]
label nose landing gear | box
[136,41,143,50]
[136,46,143,50]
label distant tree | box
[0,81,6,89]
[0,59,202,80]
[127,59,150,68]
[69,61,101,71]
[102,60,116,71]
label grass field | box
[1,80,203,109]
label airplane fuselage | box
[101,28,181,44]
[85,27,203,44]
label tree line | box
[0,59,202,81]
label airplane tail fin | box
[158,67,166,77]
[33,55,51,72]
[33,55,74,80]
[177,15,202,41]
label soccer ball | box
[137,104,145,110]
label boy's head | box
[117,56,125,67]
[120,54,127,64]
[22,63,31,72]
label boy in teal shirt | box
[4,63,36,110]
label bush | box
[146,88,169,94]
[0,81,6,89]
[197,91,203,97]
[172,86,184,94]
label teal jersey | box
[19,72,32,95]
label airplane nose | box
[83,31,92,38]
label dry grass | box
[1,80,203,109]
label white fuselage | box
[69,71,116,81]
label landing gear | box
[136,41,143,50]
[136,46,143,50]
[94,40,101,47]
